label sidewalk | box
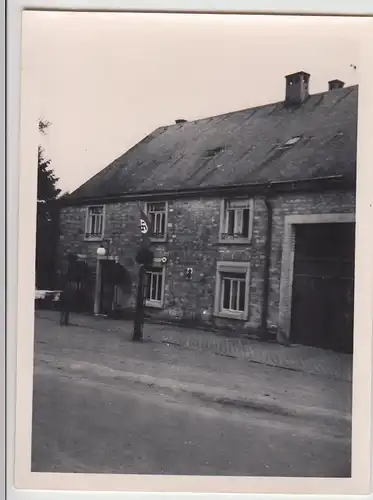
[36,310,353,383]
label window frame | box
[214,261,251,320]
[219,198,254,244]
[84,205,105,241]
[144,258,166,309]
[145,201,169,242]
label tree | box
[37,146,61,202]
[35,119,62,289]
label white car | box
[35,290,62,301]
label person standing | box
[59,275,75,326]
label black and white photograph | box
[13,9,373,494]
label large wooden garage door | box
[290,222,355,353]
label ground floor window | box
[214,261,251,320]
[145,267,165,308]
[221,273,246,312]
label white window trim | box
[214,261,251,320]
[145,201,169,242]
[145,259,166,309]
[84,205,106,242]
[219,198,254,244]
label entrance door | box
[99,260,115,315]
[290,222,355,353]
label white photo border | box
[6,2,373,500]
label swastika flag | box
[136,202,152,245]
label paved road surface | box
[31,316,351,477]
[32,365,350,477]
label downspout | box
[260,192,273,341]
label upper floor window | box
[219,198,254,243]
[146,201,168,240]
[85,205,104,240]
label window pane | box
[226,210,235,235]
[239,280,246,311]
[150,213,156,232]
[222,278,231,309]
[92,215,98,234]
[242,209,250,237]
[97,215,102,235]
[156,213,161,234]
[231,280,238,310]
[156,273,163,301]
[160,213,165,235]
[234,209,243,234]
[151,274,157,300]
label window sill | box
[145,300,163,309]
[218,237,252,245]
[84,236,104,242]
[150,236,168,243]
[214,310,247,321]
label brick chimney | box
[328,79,345,90]
[285,71,310,105]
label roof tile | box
[68,85,358,201]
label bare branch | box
[38,118,52,135]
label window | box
[221,273,246,313]
[220,198,253,243]
[214,261,250,320]
[203,146,225,159]
[279,136,301,150]
[145,266,165,308]
[284,136,301,146]
[85,206,104,240]
[146,202,167,240]
[280,136,301,149]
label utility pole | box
[132,202,154,342]
[132,264,146,341]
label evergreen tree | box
[37,145,61,202]
[35,120,62,289]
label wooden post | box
[132,265,146,341]
[93,258,102,315]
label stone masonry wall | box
[267,190,356,331]
[58,189,355,334]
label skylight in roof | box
[282,136,301,148]
[203,146,225,159]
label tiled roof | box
[68,85,358,201]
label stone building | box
[58,71,357,353]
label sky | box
[22,12,360,193]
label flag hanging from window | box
[136,202,152,245]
